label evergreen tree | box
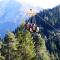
[3,32,18,60]
[32,33,50,60]
[0,39,5,60]
[16,24,36,60]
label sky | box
[17,0,60,9]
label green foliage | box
[3,32,18,60]
[16,31,36,60]
[33,33,50,60]
[1,23,60,60]
[0,40,5,60]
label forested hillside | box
[29,5,60,60]
[0,5,60,60]
[30,5,60,35]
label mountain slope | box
[29,5,60,59]
[30,5,60,37]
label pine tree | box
[0,39,5,60]
[32,33,50,60]
[16,24,36,60]
[3,32,18,60]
